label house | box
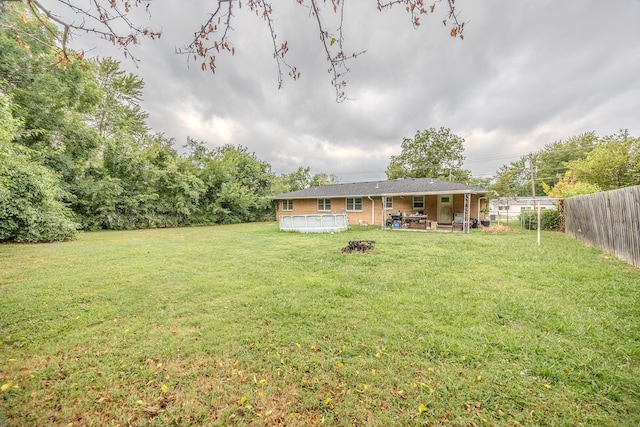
[274,178,489,232]
[489,196,558,219]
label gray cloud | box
[65,0,640,180]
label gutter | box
[273,190,488,200]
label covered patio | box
[381,192,482,233]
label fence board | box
[565,186,640,269]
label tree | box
[489,157,530,198]
[190,143,275,224]
[274,167,341,194]
[1,6,207,232]
[141,134,204,227]
[541,172,600,199]
[0,93,78,242]
[534,132,598,193]
[490,133,598,198]
[91,58,148,139]
[277,166,313,193]
[567,130,639,191]
[2,4,283,235]
[100,133,204,229]
[6,0,466,101]
[310,172,341,187]
[385,127,470,181]
[465,176,492,189]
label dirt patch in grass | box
[481,224,515,234]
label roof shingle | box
[274,178,487,199]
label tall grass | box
[1,223,639,426]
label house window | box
[282,200,293,211]
[346,197,362,211]
[384,197,393,209]
[413,196,424,209]
[317,199,331,211]
[498,205,510,211]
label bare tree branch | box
[3,0,466,100]
[176,0,464,101]
[15,0,161,65]
[377,0,465,37]
[308,0,364,102]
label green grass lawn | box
[1,223,639,426]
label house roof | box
[490,196,557,206]
[274,178,488,199]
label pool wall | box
[279,214,349,233]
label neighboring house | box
[489,196,558,218]
[274,177,488,232]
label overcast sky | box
[59,0,640,182]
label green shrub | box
[520,210,537,230]
[541,208,562,231]
[520,209,562,231]
[0,143,78,242]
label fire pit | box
[341,240,376,253]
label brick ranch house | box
[274,178,489,232]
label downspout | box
[368,196,375,226]
[382,196,387,229]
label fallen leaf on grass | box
[143,406,164,415]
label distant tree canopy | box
[386,127,471,182]
[489,131,639,199]
[5,0,466,101]
[274,166,341,194]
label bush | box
[520,210,537,230]
[520,209,562,231]
[541,209,562,231]
[0,143,78,242]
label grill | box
[386,212,404,227]
[389,212,403,221]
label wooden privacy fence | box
[564,185,640,269]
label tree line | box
[490,130,640,199]
[0,4,334,242]
[2,4,637,243]
[390,128,640,199]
